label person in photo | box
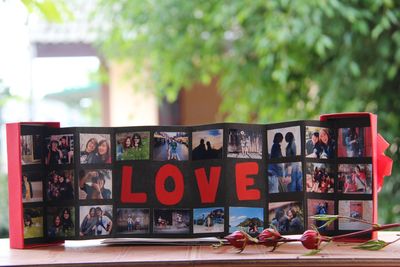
[270,133,283,159]
[80,138,98,164]
[285,132,297,157]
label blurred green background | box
[0,0,399,236]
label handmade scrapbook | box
[6,112,392,248]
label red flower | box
[258,228,282,247]
[300,230,329,250]
[225,231,254,252]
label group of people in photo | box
[80,207,113,236]
[80,136,111,164]
[306,165,334,193]
[116,132,149,160]
[48,208,74,238]
[306,128,335,159]
[45,135,73,166]
[270,131,298,158]
[268,162,303,193]
[271,206,304,234]
[47,170,74,201]
[192,138,222,160]
[228,130,262,159]
[339,165,370,193]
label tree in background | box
[94,0,399,224]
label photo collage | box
[18,118,374,244]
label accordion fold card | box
[6,112,393,248]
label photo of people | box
[227,129,262,159]
[21,135,42,165]
[22,173,43,203]
[338,200,372,230]
[79,205,113,236]
[305,127,335,159]
[115,132,150,161]
[268,162,303,193]
[306,163,334,193]
[80,134,112,164]
[338,164,372,194]
[192,129,223,160]
[116,208,150,234]
[45,134,74,165]
[269,201,304,234]
[153,132,189,161]
[193,207,224,234]
[338,127,372,158]
[153,209,190,234]
[307,199,335,231]
[47,207,75,238]
[24,207,43,239]
[267,126,301,159]
[79,169,112,200]
[47,170,74,201]
[229,207,264,235]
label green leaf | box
[303,249,322,256]
[353,240,388,251]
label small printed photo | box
[338,164,372,194]
[306,163,334,193]
[153,209,190,234]
[21,135,42,165]
[47,170,74,201]
[193,207,224,234]
[79,205,113,237]
[229,207,264,235]
[227,129,262,159]
[80,133,112,164]
[267,126,301,159]
[307,199,335,231]
[192,129,223,160]
[338,127,372,158]
[22,173,43,203]
[116,208,150,234]
[24,207,43,239]
[153,132,189,161]
[338,200,372,230]
[268,162,303,193]
[45,134,74,166]
[115,132,150,161]
[47,207,75,238]
[78,169,112,200]
[269,201,304,234]
[305,127,335,159]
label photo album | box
[6,112,392,248]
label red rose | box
[225,231,253,251]
[258,228,282,247]
[300,230,329,250]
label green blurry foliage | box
[95,0,399,224]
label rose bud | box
[258,228,282,247]
[300,230,329,250]
[224,231,253,252]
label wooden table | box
[1,232,400,267]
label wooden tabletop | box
[1,232,400,267]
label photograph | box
[229,207,264,235]
[338,127,372,158]
[79,169,112,200]
[269,201,304,234]
[193,207,224,234]
[305,127,336,159]
[79,205,113,237]
[47,207,75,238]
[116,208,150,234]
[45,134,74,166]
[21,135,42,165]
[268,162,303,193]
[227,129,262,159]
[338,164,372,194]
[115,131,150,160]
[267,126,301,159]
[23,207,43,239]
[22,172,43,203]
[80,133,112,164]
[192,129,223,160]
[153,132,189,161]
[307,199,335,231]
[338,200,373,230]
[306,163,334,193]
[153,209,190,234]
[47,170,74,201]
